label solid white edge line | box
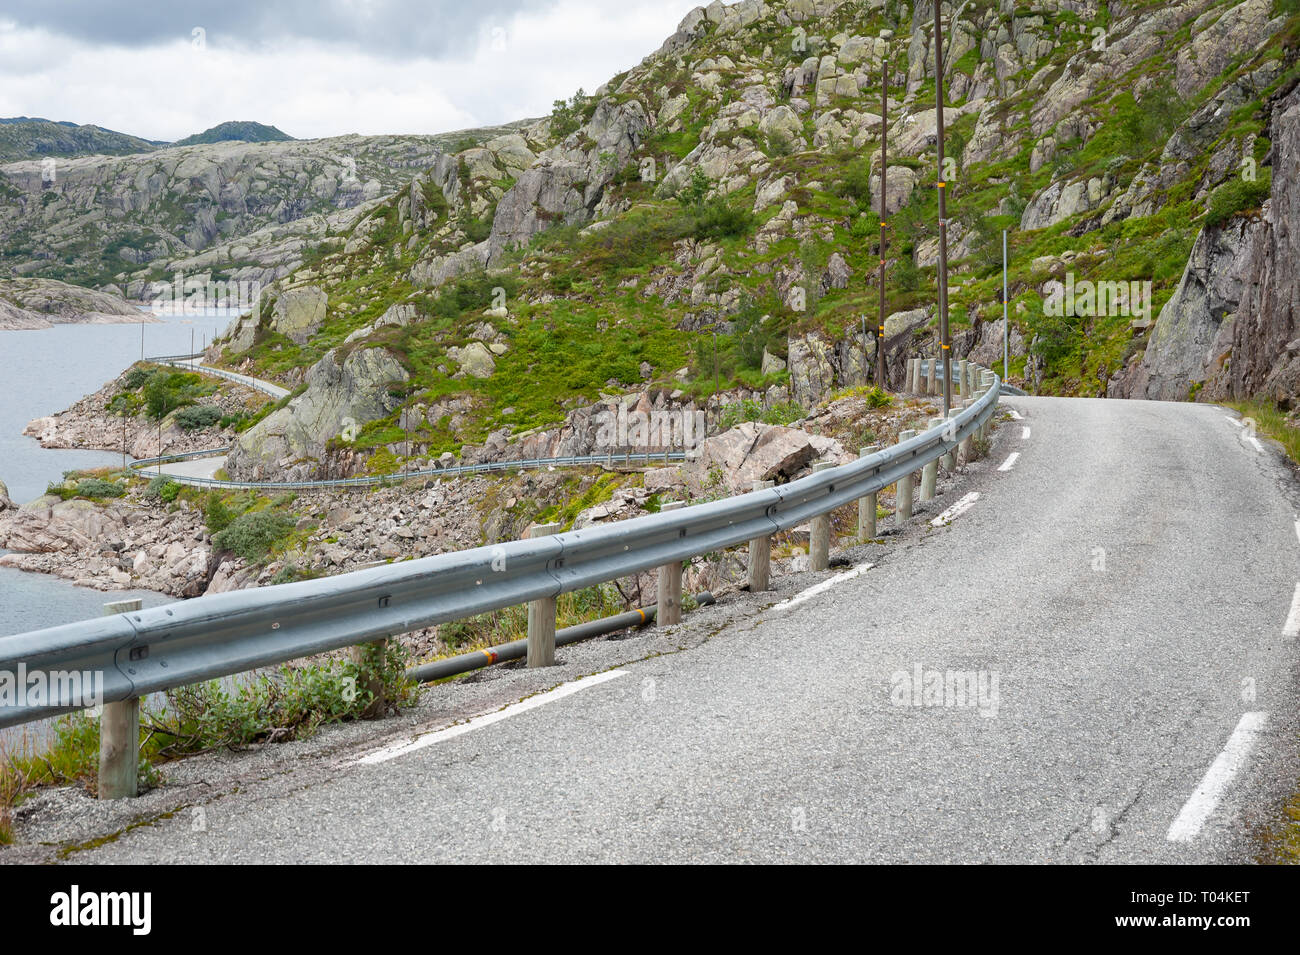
[356,669,629,765]
[1293,519,1300,547]
[771,562,874,612]
[930,491,980,527]
[998,452,1020,472]
[1167,712,1268,842]
[1224,416,1242,427]
[1246,435,1263,452]
[1022,426,1031,439]
[1282,582,1300,637]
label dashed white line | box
[1167,712,1268,842]
[1282,582,1300,637]
[930,491,980,527]
[1293,519,1300,546]
[356,669,629,765]
[771,562,874,612]
[1021,426,1031,440]
[997,452,1020,472]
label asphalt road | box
[46,397,1300,863]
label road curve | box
[60,397,1300,863]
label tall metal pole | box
[934,0,951,416]
[1003,229,1009,380]
[877,60,888,388]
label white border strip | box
[357,670,629,765]
[1283,582,1300,637]
[998,452,1020,472]
[770,562,874,613]
[931,492,980,526]
[1167,712,1268,842]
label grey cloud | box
[1,0,557,56]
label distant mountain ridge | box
[173,121,295,147]
[0,118,163,162]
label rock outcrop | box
[0,277,148,329]
[227,346,409,479]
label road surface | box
[40,397,1300,863]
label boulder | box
[271,286,327,344]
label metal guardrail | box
[0,371,1002,729]
[128,448,690,489]
[919,358,1027,396]
[150,354,290,400]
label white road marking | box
[356,670,629,765]
[1007,409,1024,420]
[1283,582,1300,637]
[771,562,874,612]
[1021,426,1031,440]
[997,452,1020,472]
[930,492,980,526]
[1246,435,1263,452]
[1167,712,1268,842]
[1293,519,1300,546]
[1224,416,1242,428]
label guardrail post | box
[907,358,919,394]
[656,502,686,627]
[350,638,389,718]
[943,408,961,471]
[896,429,916,523]
[526,522,563,666]
[921,420,941,500]
[99,598,142,800]
[958,400,973,465]
[809,462,833,571]
[927,357,937,395]
[747,481,774,592]
[859,445,880,539]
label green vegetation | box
[45,476,126,500]
[1205,171,1272,227]
[175,404,222,431]
[211,509,295,562]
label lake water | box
[0,310,235,637]
[0,311,245,752]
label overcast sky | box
[0,0,699,142]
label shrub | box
[175,405,222,431]
[55,478,125,499]
[203,492,237,534]
[688,198,755,240]
[145,475,182,502]
[212,509,295,562]
[1205,172,1272,228]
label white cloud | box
[0,1,696,142]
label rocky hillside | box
[0,120,536,293]
[0,277,148,329]
[0,117,161,163]
[197,0,1300,481]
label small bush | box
[175,405,222,431]
[1205,171,1272,228]
[687,198,754,240]
[212,509,295,562]
[144,475,182,502]
[49,477,126,500]
[203,492,237,534]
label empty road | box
[43,397,1300,863]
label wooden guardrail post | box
[896,429,916,523]
[350,637,389,719]
[943,408,961,471]
[526,522,562,667]
[927,357,938,394]
[809,462,833,571]
[908,358,920,394]
[958,400,974,465]
[99,599,142,800]
[656,502,686,626]
[921,419,941,500]
[958,358,969,398]
[748,481,774,592]
[859,445,880,539]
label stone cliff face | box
[1110,78,1300,404]
[0,276,147,329]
